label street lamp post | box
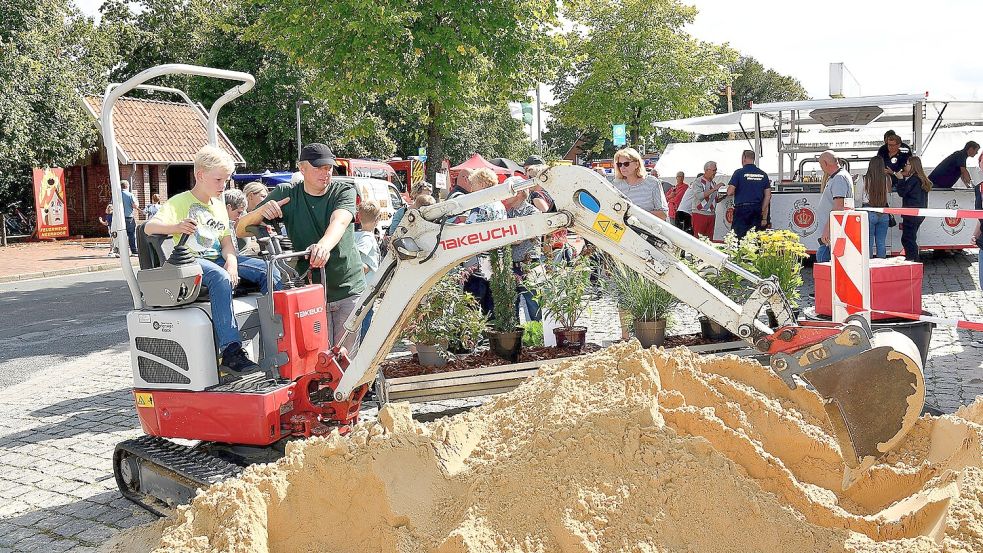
[295,99,310,160]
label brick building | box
[65,96,245,236]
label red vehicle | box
[335,158,396,182]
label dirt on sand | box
[106,342,983,553]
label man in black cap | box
[237,143,365,351]
[523,155,545,174]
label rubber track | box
[115,435,243,516]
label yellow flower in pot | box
[747,230,808,326]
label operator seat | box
[135,223,259,298]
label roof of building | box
[83,96,246,165]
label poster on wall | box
[32,167,69,239]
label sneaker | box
[219,343,260,378]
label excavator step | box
[113,435,243,517]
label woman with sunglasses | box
[611,147,668,220]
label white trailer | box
[655,95,983,254]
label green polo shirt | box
[261,181,365,302]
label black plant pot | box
[484,327,525,362]
[553,326,588,350]
[698,316,734,342]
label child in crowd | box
[99,204,119,257]
[354,201,382,338]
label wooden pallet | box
[377,339,763,405]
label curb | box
[0,261,134,284]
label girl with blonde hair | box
[611,147,668,220]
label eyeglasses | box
[616,160,636,168]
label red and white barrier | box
[861,206,983,219]
[837,304,983,332]
[828,210,870,323]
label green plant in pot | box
[484,246,524,362]
[611,262,678,348]
[401,272,486,368]
[531,256,593,350]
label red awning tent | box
[450,153,514,183]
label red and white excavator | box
[103,66,926,515]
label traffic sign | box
[612,124,626,146]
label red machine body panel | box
[273,285,331,380]
[133,384,295,445]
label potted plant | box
[484,246,524,362]
[749,230,808,327]
[401,272,486,367]
[611,262,678,348]
[531,256,593,350]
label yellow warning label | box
[592,214,626,242]
[135,392,154,408]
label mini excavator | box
[102,66,925,515]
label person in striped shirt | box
[611,147,668,221]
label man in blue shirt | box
[930,141,980,189]
[726,150,771,239]
[120,180,143,255]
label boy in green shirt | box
[146,145,280,377]
[237,143,365,353]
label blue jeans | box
[199,256,280,351]
[125,217,137,254]
[360,306,374,338]
[868,212,889,258]
[515,287,541,322]
[816,243,831,263]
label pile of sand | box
[114,343,983,553]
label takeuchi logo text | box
[440,224,519,250]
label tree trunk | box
[425,99,444,187]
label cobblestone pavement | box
[1,252,982,551]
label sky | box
[73,0,983,113]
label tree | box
[550,0,735,153]
[104,0,396,171]
[0,0,115,206]
[252,0,561,183]
[715,56,809,114]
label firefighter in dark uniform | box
[726,149,771,240]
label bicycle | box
[3,201,36,238]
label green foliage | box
[106,0,395,171]
[551,0,736,151]
[694,229,807,308]
[530,256,593,329]
[520,321,544,347]
[0,0,114,206]
[715,56,809,115]
[488,247,518,332]
[610,262,678,325]
[402,272,486,347]
[251,0,561,181]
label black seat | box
[136,223,260,298]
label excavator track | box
[113,435,243,517]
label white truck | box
[655,94,983,253]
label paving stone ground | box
[1,251,982,551]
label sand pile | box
[128,343,983,553]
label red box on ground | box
[814,259,923,320]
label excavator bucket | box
[770,324,925,484]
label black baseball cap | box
[299,143,337,167]
[524,155,545,167]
